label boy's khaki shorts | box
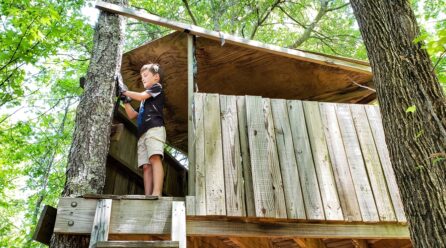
[137,126,166,168]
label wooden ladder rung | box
[95,240,180,248]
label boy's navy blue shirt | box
[137,83,165,138]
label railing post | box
[187,33,195,196]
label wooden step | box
[95,240,179,248]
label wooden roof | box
[102,1,376,150]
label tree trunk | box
[50,0,127,247]
[349,1,446,247]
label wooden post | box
[187,34,195,196]
[32,205,57,245]
[171,201,186,248]
[89,199,112,248]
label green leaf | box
[406,105,417,113]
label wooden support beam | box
[32,205,57,245]
[95,1,372,75]
[89,199,113,248]
[95,241,179,247]
[186,219,410,239]
[187,34,195,196]
[171,201,186,248]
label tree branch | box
[182,0,198,25]
[250,0,284,39]
[289,0,330,48]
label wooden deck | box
[53,197,410,247]
[191,93,406,223]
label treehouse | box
[34,2,413,248]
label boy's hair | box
[140,63,164,83]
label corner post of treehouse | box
[187,33,196,196]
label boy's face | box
[141,70,159,88]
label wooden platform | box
[53,197,411,247]
[192,93,406,223]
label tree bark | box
[349,1,446,247]
[50,0,127,247]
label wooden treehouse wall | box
[192,93,406,223]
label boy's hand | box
[120,94,132,103]
[115,73,128,96]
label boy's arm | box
[123,103,138,120]
[123,90,151,102]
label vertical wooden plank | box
[88,199,112,248]
[303,101,343,221]
[204,93,226,215]
[188,34,195,196]
[336,104,379,222]
[263,98,287,218]
[320,102,362,222]
[271,99,306,219]
[186,196,196,216]
[220,95,246,216]
[103,165,117,194]
[351,104,396,222]
[194,93,206,215]
[246,95,277,218]
[171,201,186,248]
[113,172,129,195]
[287,100,324,220]
[237,96,256,217]
[365,105,406,223]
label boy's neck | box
[146,80,159,89]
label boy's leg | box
[149,155,164,196]
[142,163,153,195]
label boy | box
[118,63,166,196]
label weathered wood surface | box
[53,197,410,239]
[185,196,195,216]
[271,99,306,219]
[246,96,285,218]
[171,201,186,248]
[288,100,325,220]
[89,199,113,248]
[109,123,139,175]
[193,94,206,215]
[220,95,246,216]
[335,104,379,222]
[263,98,287,218]
[95,241,179,247]
[192,93,405,224]
[320,103,361,222]
[350,105,396,222]
[303,101,343,221]
[365,106,407,223]
[203,94,226,216]
[54,197,175,235]
[236,96,256,217]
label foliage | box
[0,0,91,247]
[125,0,367,59]
[413,0,446,88]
